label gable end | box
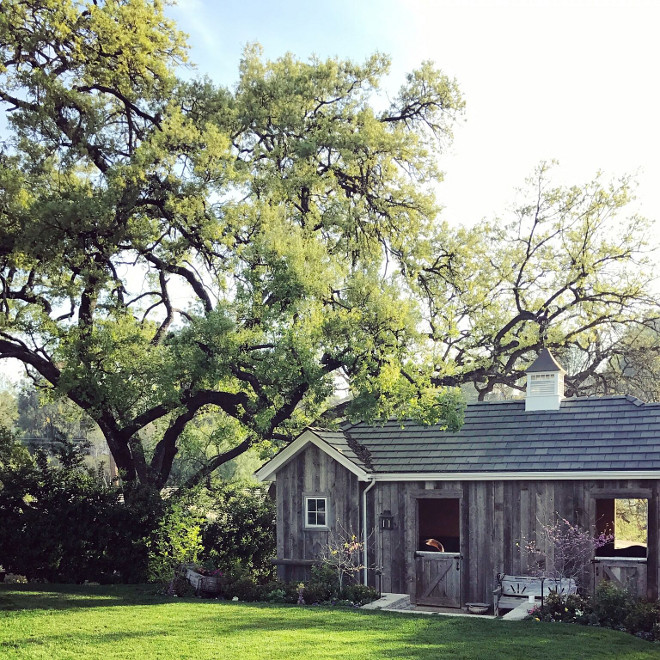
[254,428,370,482]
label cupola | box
[525,348,566,411]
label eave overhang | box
[367,470,660,482]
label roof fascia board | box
[254,429,369,482]
[370,470,660,482]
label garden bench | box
[493,574,577,616]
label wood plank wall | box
[369,479,659,602]
[276,444,360,583]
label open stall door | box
[415,497,462,607]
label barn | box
[255,349,660,607]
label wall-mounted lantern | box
[379,510,395,530]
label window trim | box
[304,495,330,530]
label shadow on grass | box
[0,583,169,611]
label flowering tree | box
[317,524,366,594]
[525,516,613,591]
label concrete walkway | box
[362,594,496,619]
[501,601,537,621]
[361,593,411,611]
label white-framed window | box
[305,496,328,528]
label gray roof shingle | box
[312,396,660,474]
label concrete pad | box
[502,601,536,621]
[384,607,495,618]
[364,594,497,619]
[362,593,411,610]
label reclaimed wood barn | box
[256,349,660,607]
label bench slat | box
[494,574,577,616]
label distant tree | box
[416,163,656,399]
[0,0,465,494]
[0,381,17,430]
[16,381,100,449]
[593,323,660,402]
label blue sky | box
[167,0,660,231]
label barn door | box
[415,552,462,607]
[593,559,647,598]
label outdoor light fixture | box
[379,510,395,530]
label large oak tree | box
[0,0,464,491]
[1,2,656,495]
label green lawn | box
[0,585,657,659]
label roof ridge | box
[308,426,345,432]
[563,394,648,403]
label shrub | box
[167,574,196,597]
[0,433,143,583]
[0,428,204,585]
[590,581,634,629]
[624,601,660,639]
[145,495,204,583]
[533,592,589,624]
[297,565,378,606]
[532,581,660,642]
[225,576,260,601]
[302,564,340,604]
[199,482,275,580]
[214,561,270,602]
[342,583,379,606]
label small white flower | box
[232,596,239,601]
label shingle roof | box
[306,427,370,468]
[312,395,660,474]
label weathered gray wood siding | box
[275,443,360,583]
[369,479,659,602]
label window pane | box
[306,498,327,526]
[615,498,648,548]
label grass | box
[0,584,657,659]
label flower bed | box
[529,583,660,642]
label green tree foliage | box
[614,498,648,546]
[416,162,656,399]
[17,382,96,441]
[0,0,465,491]
[0,425,31,471]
